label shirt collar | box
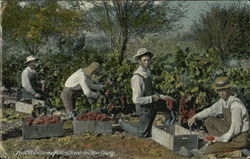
[134,66,151,78]
[222,94,237,108]
[27,66,36,73]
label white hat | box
[134,48,153,61]
[24,55,38,64]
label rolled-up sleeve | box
[131,75,152,105]
[196,101,222,120]
[21,70,36,95]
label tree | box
[3,0,84,55]
[78,0,187,64]
[192,3,250,61]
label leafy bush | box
[192,3,250,61]
[3,48,250,112]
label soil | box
[0,104,247,159]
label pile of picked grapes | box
[25,115,61,126]
[76,112,112,121]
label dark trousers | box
[136,104,156,138]
[60,87,75,113]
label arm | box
[131,75,153,105]
[21,70,36,95]
[188,100,222,127]
[87,77,104,91]
[79,75,99,99]
[217,104,243,142]
[196,101,222,120]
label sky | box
[179,1,249,32]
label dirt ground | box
[0,105,247,159]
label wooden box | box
[15,101,34,114]
[31,99,45,106]
[73,120,112,134]
[151,124,198,152]
[22,122,64,140]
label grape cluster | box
[76,112,112,121]
[25,115,61,126]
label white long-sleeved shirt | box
[131,66,154,105]
[64,69,103,99]
[21,66,38,95]
[195,95,249,142]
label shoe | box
[191,148,203,157]
[62,112,74,120]
[177,146,192,157]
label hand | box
[160,95,176,102]
[99,85,105,91]
[188,115,197,128]
[97,92,105,99]
[152,94,160,101]
[34,93,41,98]
[40,80,45,84]
[212,136,219,143]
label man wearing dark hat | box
[188,76,249,154]
[119,48,174,138]
[21,55,45,100]
[60,62,104,119]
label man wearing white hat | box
[21,55,45,100]
[119,48,175,138]
[60,62,105,119]
[188,76,249,154]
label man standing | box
[119,48,174,138]
[21,55,45,101]
[60,62,104,119]
[188,76,249,154]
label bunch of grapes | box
[25,115,61,126]
[76,112,112,121]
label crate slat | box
[151,124,198,152]
[22,122,64,140]
[15,101,34,114]
[73,120,112,134]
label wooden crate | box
[15,101,34,114]
[151,124,198,152]
[73,120,112,134]
[31,99,45,106]
[22,122,64,140]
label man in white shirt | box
[21,55,45,100]
[188,76,249,154]
[60,62,104,119]
[119,48,174,138]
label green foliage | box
[80,1,187,63]
[192,3,250,60]
[3,0,83,55]
[3,48,249,112]
[153,47,237,109]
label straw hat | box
[24,55,38,64]
[82,62,100,76]
[134,48,153,61]
[212,76,232,90]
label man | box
[60,62,104,119]
[188,76,249,154]
[21,55,45,101]
[119,48,174,138]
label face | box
[139,55,152,69]
[28,60,38,69]
[217,88,231,101]
[91,68,101,77]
